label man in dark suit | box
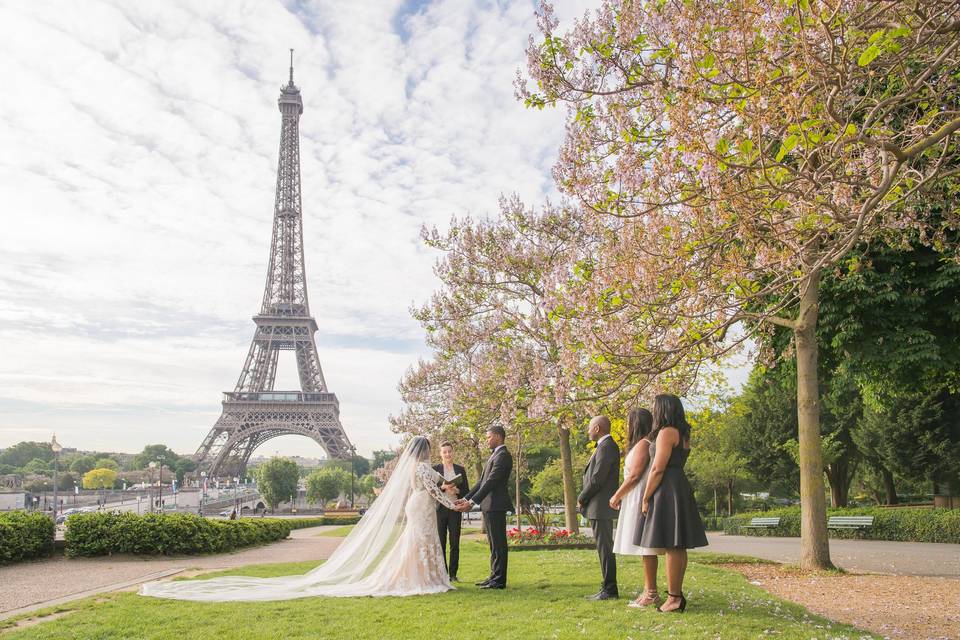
[578,415,620,600]
[434,441,469,582]
[454,425,513,589]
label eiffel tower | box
[194,52,352,478]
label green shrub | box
[283,515,360,529]
[65,513,292,557]
[0,511,55,563]
[723,506,960,543]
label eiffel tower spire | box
[261,48,307,319]
[194,54,353,478]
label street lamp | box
[154,455,166,513]
[233,476,240,518]
[148,461,157,513]
[350,446,356,509]
[199,471,207,516]
[147,456,163,513]
[50,434,62,522]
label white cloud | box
[0,0,597,457]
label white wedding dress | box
[140,440,457,601]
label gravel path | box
[705,533,960,577]
[728,563,960,640]
[0,526,341,618]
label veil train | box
[141,438,435,601]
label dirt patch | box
[1,609,76,634]
[723,563,960,640]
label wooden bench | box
[744,517,781,529]
[827,515,874,530]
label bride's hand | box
[609,496,621,510]
[641,499,649,515]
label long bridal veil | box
[141,439,428,601]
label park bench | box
[744,517,781,529]
[827,515,874,530]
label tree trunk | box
[558,424,580,534]
[515,435,523,530]
[826,463,850,508]
[793,267,834,570]
[714,487,718,517]
[475,441,487,537]
[727,479,734,516]
[882,469,898,505]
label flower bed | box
[507,527,593,550]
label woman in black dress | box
[637,394,708,612]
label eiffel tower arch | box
[194,52,353,478]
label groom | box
[454,425,513,589]
[578,415,620,600]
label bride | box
[140,437,458,601]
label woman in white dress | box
[610,407,664,607]
[140,437,458,601]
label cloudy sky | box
[0,0,611,458]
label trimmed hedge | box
[65,512,292,557]
[0,511,55,563]
[723,506,960,543]
[278,515,361,530]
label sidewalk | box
[704,532,960,576]
[0,525,341,620]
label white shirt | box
[442,464,456,481]
[596,434,612,447]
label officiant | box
[435,441,470,582]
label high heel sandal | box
[627,590,660,608]
[656,592,686,613]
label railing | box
[223,392,337,403]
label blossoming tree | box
[520,0,960,568]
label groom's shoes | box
[585,591,618,601]
[480,583,505,589]
[475,579,492,586]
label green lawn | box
[315,525,357,537]
[1,539,875,639]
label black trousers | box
[484,510,508,586]
[591,518,617,595]
[436,507,463,578]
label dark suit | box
[463,445,513,586]
[578,435,620,596]
[434,462,469,579]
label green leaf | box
[858,44,881,67]
[775,134,799,161]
